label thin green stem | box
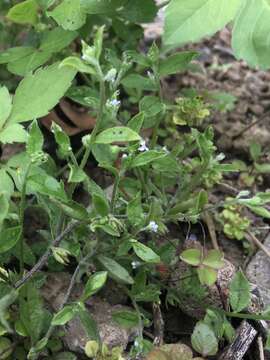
[150,67,164,149]
[18,163,31,276]
[111,174,120,212]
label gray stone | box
[246,235,270,307]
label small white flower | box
[147,70,155,81]
[122,153,128,159]
[149,221,158,233]
[131,261,140,269]
[216,153,226,161]
[162,146,169,154]
[105,68,117,83]
[108,99,121,108]
[138,139,149,152]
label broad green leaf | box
[92,193,110,217]
[51,122,71,157]
[127,113,145,133]
[68,165,86,183]
[121,74,157,91]
[197,267,217,286]
[132,150,166,168]
[180,248,201,266]
[254,163,270,173]
[112,310,140,328]
[9,63,76,124]
[132,241,160,263]
[98,255,134,285]
[202,250,225,269]
[48,0,86,31]
[127,194,143,226]
[0,124,28,144]
[229,271,251,312]
[0,170,14,197]
[164,0,242,46]
[95,127,141,144]
[60,56,96,75]
[232,0,270,69]
[191,322,218,357]
[81,271,108,301]
[52,305,77,326]
[7,49,52,76]
[81,0,127,14]
[0,47,34,64]
[249,142,261,162]
[139,96,165,118]
[78,307,99,341]
[40,27,77,53]
[247,205,270,219]
[120,0,157,23]
[0,226,21,253]
[27,120,44,156]
[50,199,89,221]
[159,51,198,76]
[7,0,39,25]
[0,194,9,225]
[28,174,67,201]
[0,87,12,129]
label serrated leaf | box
[229,271,251,312]
[0,124,28,144]
[159,51,198,76]
[132,241,160,263]
[81,272,108,301]
[197,267,217,286]
[0,226,21,253]
[232,0,270,69]
[98,255,134,285]
[48,0,86,31]
[7,0,39,25]
[202,250,225,269]
[180,248,201,266]
[95,127,141,144]
[0,87,12,129]
[164,0,242,46]
[9,63,76,124]
[191,322,218,357]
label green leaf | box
[98,255,134,285]
[191,322,218,357]
[127,112,145,133]
[139,96,165,118]
[0,226,21,253]
[159,51,198,76]
[28,174,67,201]
[249,142,261,162]
[120,0,157,23]
[229,271,251,312]
[81,271,108,301]
[202,250,225,269]
[132,151,166,168]
[7,50,52,76]
[60,56,96,75]
[95,127,141,144]
[0,170,14,197]
[0,124,28,144]
[68,165,86,183]
[232,0,270,69]
[180,248,201,266]
[9,63,76,124]
[78,307,100,341]
[92,193,110,217]
[0,87,12,129]
[247,205,270,219]
[52,305,77,326]
[197,267,217,286]
[0,194,9,225]
[112,310,140,328]
[50,199,89,221]
[127,193,143,226]
[164,0,242,46]
[7,0,39,25]
[40,27,77,53]
[81,0,126,14]
[132,241,160,263]
[51,122,71,157]
[0,47,34,64]
[266,331,270,351]
[48,0,86,31]
[121,74,156,91]
[27,120,44,156]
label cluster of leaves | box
[1,0,270,359]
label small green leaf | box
[0,170,14,197]
[0,226,21,253]
[197,267,217,286]
[60,56,96,75]
[139,96,165,118]
[112,310,140,328]
[48,0,86,31]
[180,249,201,266]
[132,151,166,168]
[132,241,160,264]
[78,307,99,342]
[7,0,39,25]
[50,199,89,221]
[98,255,134,285]
[81,271,108,301]
[52,122,71,157]
[52,305,77,326]
[81,0,126,14]
[191,322,218,357]
[0,47,34,64]
[127,193,143,226]
[0,87,12,129]
[0,124,28,144]
[95,127,141,144]
[229,271,251,312]
[127,112,145,133]
[250,142,261,162]
[27,120,44,156]
[159,51,198,76]
[68,165,86,183]
[92,193,110,217]
[202,250,225,269]
[247,205,270,219]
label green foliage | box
[229,271,251,312]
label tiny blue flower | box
[138,140,149,152]
[108,99,121,107]
[149,221,158,233]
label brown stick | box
[258,336,265,360]
[246,231,270,259]
[203,211,219,250]
[153,303,164,346]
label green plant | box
[1,0,270,359]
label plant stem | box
[18,163,31,276]
[111,174,120,212]
[150,69,164,149]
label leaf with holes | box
[48,0,86,31]
[95,127,141,144]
